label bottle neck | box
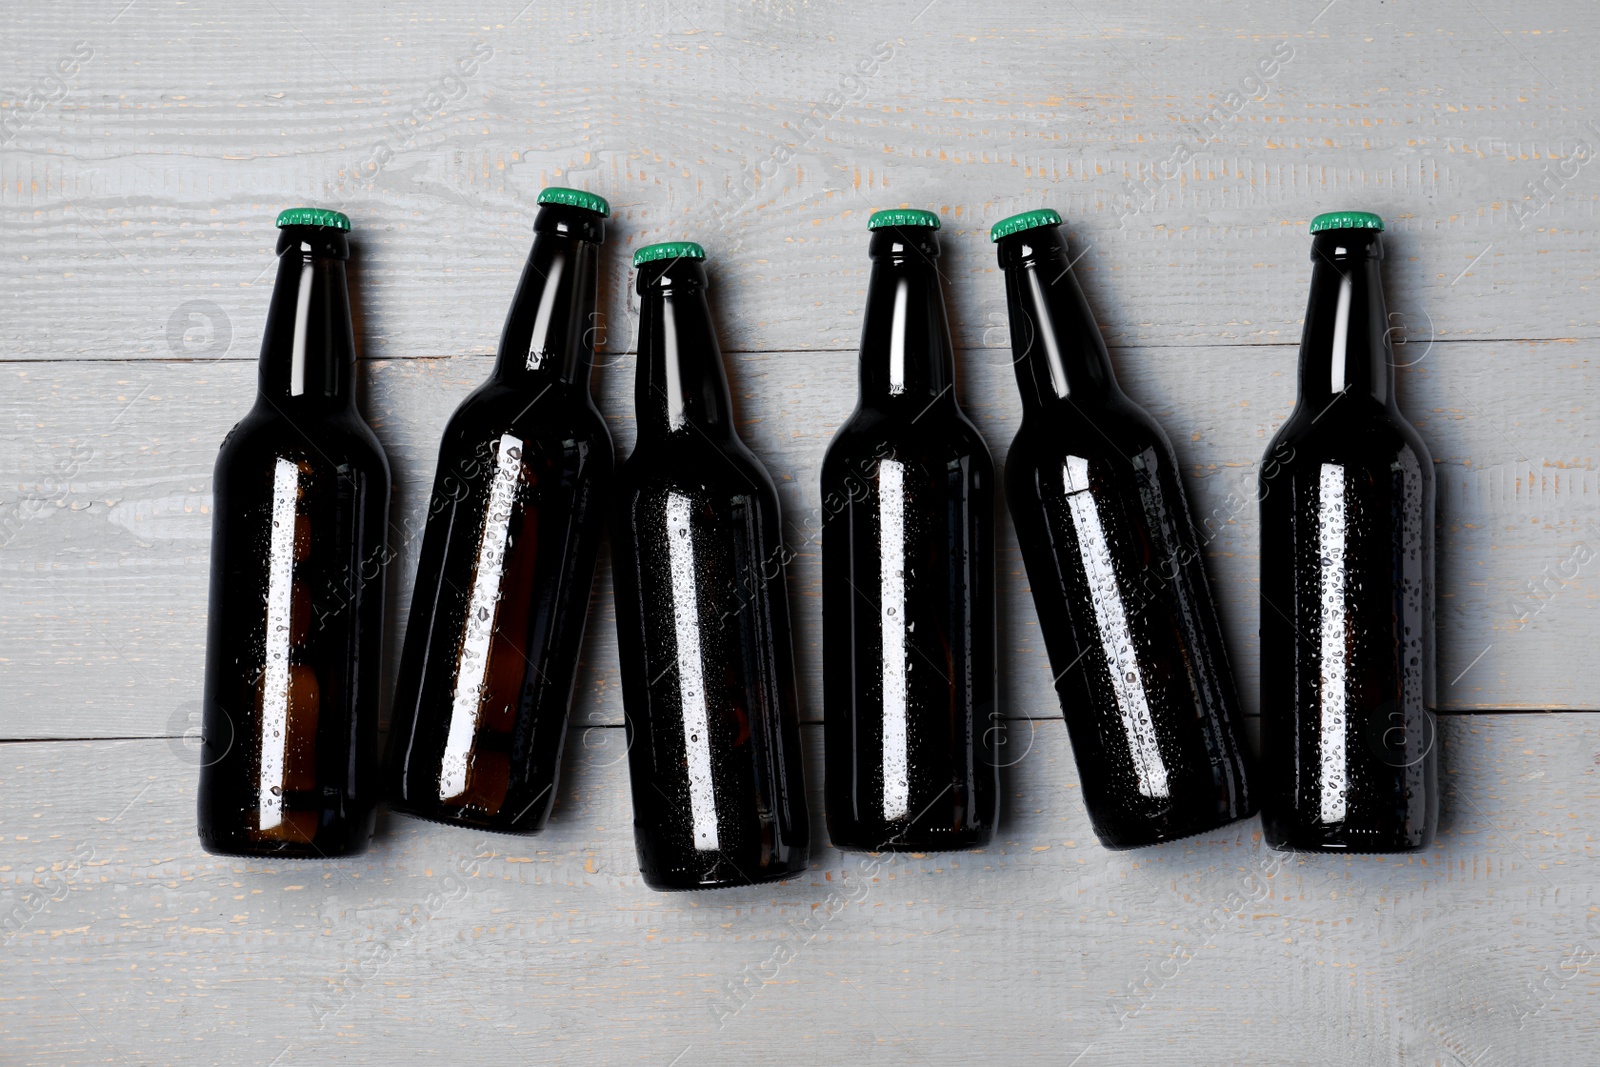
[257,226,356,412]
[1298,229,1393,409]
[492,204,605,390]
[857,227,956,411]
[633,260,734,439]
[996,225,1118,412]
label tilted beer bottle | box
[823,208,998,851]
[1260,210,1437,853]
[199,208,391,857]
[992,209,1254,849]
[611,241,810,890]
[384,188,614,833]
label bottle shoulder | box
[1007,395,1173,472]
[824,402,993,475]
[1266,397,1434,475]
[616,427,778,501]
[447,379,611,445]
[218,402,389,481]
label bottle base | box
[1092,805,1257,851]
[197,833,368,860]
[827,824,996,854]
[640,854,810,893]
[197,807,374,859]
[385,797,549,837]
[1262,826,1435,855]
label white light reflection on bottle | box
[1328,269,1352,394]
[887,278,908,396]
[1063,455,1170,799]
[665,491,720,850]
[878,458,910,821]
[438,433,523,802]
[1026,267,1070,399]
[663,299,688,431]
[526,253,564,371]
[289,247,314,396]
[258,456,301,833]
[1317,462,1350,825]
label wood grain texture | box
[4,1,1599,1063]
[2,338,1593,739]
[2,2,1599,359]
[2,715,1597,1067]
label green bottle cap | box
[867,208,941,231]
[537,187,611,217]
[275,207,351,231]
[633,241,707,268]
[990,208,1063,242]
[1310,210,1385,234]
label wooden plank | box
[2,3,1599,360]
[1,340,1593,739]
[1,715,1596,1065]
[8,2,1600,1063]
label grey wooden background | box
[3,1,1597,1064]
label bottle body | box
[612,249,810,890]
[384,199,613,833]
[822,219,998,852]
[1007,411,1253,847]
[385,385,611,831]
[199,218,391,857]
[1260,221,1437,852]
[995,216,1253,849]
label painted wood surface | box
[3,716,1598,1066]
[2,2,1599,361]
[2,339,1594,741]
[3,0,1599,1063]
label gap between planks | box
[0,334,1574,366]
[2,708,1595,747]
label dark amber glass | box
[822,221,998,852]
[383,200,613,833]
[995,219,1254,849]
[198,219,391,858]
[610,249,810,891]
[1260,224,1437,853]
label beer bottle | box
[384,188,614,833]
[992,209,1254,849]
[822,208,999,852]
[198,208,391,857]
[1260,210,1437,853]
[611,241,810,890]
